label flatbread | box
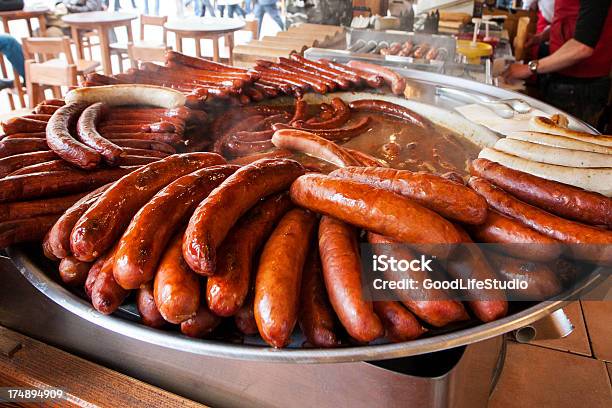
[506,131,612,155]
[529,116,612,147]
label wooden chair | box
[110,15,168,72]
[128,43,170,67]
[22,36,100,107]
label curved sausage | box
[470,158,612,227]
[299,244,341,347]
[329,167,488,224]
[71,153,225,262]
[77,102,125,165]
[207,192,293,317]
[46,102,103,169]
[272,129,359,167]
[254,208,317,348]
[347,60,406,94]
[274,116,371,142]
[373,301,427,342]
[293,98,350,130]
[114,165,237,289]
[318,216,384,342]
[183,158,305,276]
[467,210,563,262]
[290,174,464,257]
[137,282,166,328]
[367,232,469,327]
[468,176,612,264]
[180,304,222,338]
[153,231,201,324]
[59,256,91,286]
[349,99,431,129]
[44,185,110,259]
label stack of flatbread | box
[478,116,612,196]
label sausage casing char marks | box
[254,208,317,348]
[114,165,238,290]
[329,167,488,224]
[207,192,293,317]
[71,153,225,262]
[46,102,103,169]
[470,158,612,227]
[318,216,383,343]
[290,174,463,258]
[154,231,201,324]
[183,158,305,276]
[299,244,340,347]
[77,102,125,165]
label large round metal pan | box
[6,69,602,363]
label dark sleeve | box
[574,0,611,47]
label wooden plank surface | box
[0,326,206,408]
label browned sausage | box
[85,255,106,299]
[329,167,488,224]
[183,158,305,276]
[0,214,61,248]
[373,301,427,342]
[0,138,49,158]
[367,232,469,327]
[346,61,406,95]
[44,185,110,259]
[46,102,103,169]
[343,148,387,167]
[180,304,222,338]
[468,176,612,264]
[299,244,341,347]
[115,155,159,166]
[279,57,351,90]
[228,149,293,165]
[213,115,267,154]
[120,147,168,158]
[112,139,176,154]
[90,247,129,315]
[34,104,60,115]
[22,114,52,122]
[9,160,76,176]
[290,174,463,257]
[291,55,366,86]
[271,129,360,167]
[257,60,329,93]
[0,167,131,203]
[1,117,48,135]
[103,132,183,145]
[254,208,317,347]
[71,153,225,262]
[318,216,383,343]
[1,132,46,140]
[77,102,125,165]
[0,151,58,178]
[470,158,612,227]
[58,256,91,286]
[137,282,166,328]
[467,210,563,262]
[446,226,509,323]
[274,116,371,142]
[293,98,350,130]
[114,165,237,289]
[207,192,293,317]
[153,231,201,324]
[234,287,258,335]
[349,99,432,129]
[223,138,274,158]
[486,251,562,300]
[0,193,85,222]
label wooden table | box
[0,7,47,109]
[164,17,245,64]
[62,11,136,75]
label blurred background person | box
[193,0,215,16]
[0,34,24,91]
[218,0,246,18]
[143,0,160,15]
[254,0,284,37]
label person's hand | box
[503,63,532,82]
[525,33,542,49]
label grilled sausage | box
[373,301,427,342]
[254,208,317,347]
[85,255,106,299]
[112,139,176,154]
[0,193,84,223]
[59,256,91,286]
[470,158,612,227]
[183,158,305,276]
[77,102,125,165]
[137,282,166,328]
[346,61,406,95]
[180,304,222,338]
[272,129,360,168]
[0,138,49,158]
[234,286,258,335]
[0,214,61,248]
[114,165,237,289]
[348,99,431,129]
[46,102,103,169]
[293,98,350,130]
[71,153,225,262]
[318,216,383,342]
[329,167,488,224]
[290,174,463,257]
[1,117,48,135]
[90,247,129,315]
[207,192,293,317]
[9,160,75,176]
[1,132,46,140]
[273,116,371,142]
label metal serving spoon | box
[436,86,532,118]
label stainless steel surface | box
[4,69,600,364]
[436,86,514,118]
[0,256,505,407]
[514,309,575,343]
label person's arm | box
[63,0,102,13]
[505,0,610,80]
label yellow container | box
[456,40,493,64]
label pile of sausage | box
[377,41,446,61]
